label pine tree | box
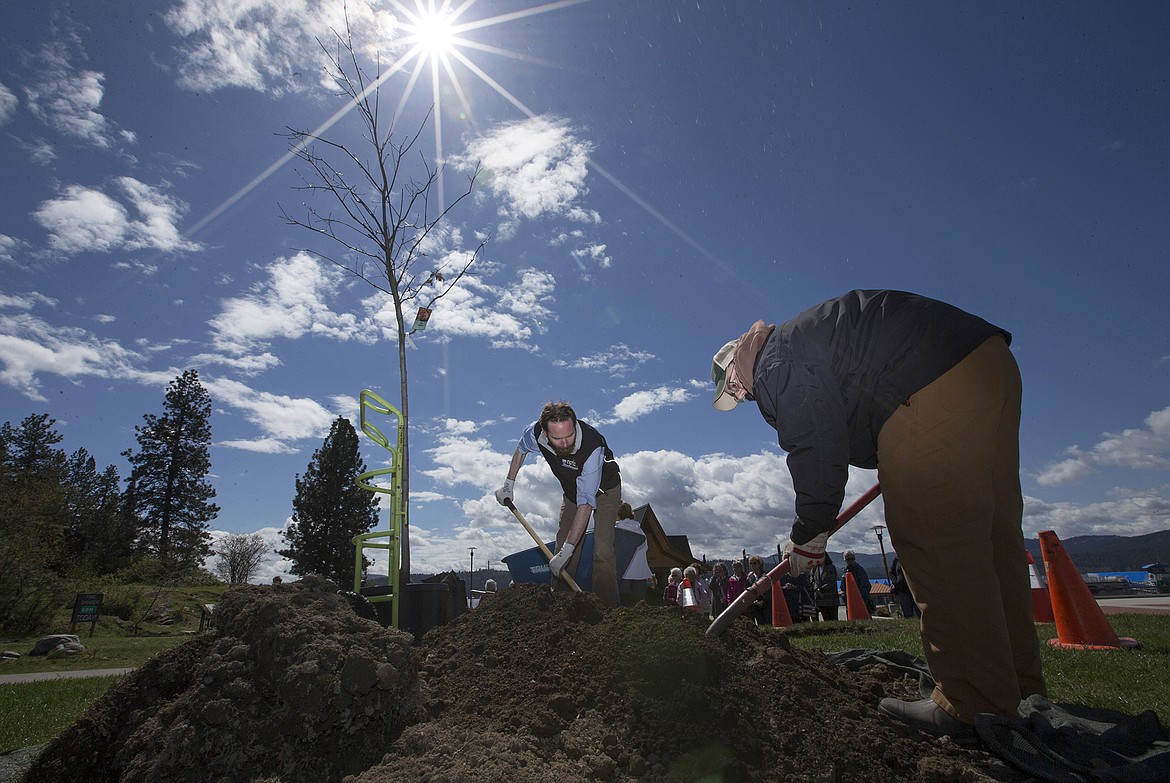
[123,370,219,569]
[63,450,137,573]
[0,414,70,569]
[280,416,378,587]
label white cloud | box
[226,431,1170,576]
[23,32,128,150]
[208,253,369,358]
[554,343,654,375]
[204,376,339,446]
[164,0,395,94]
[0,82,17,126]
[205,524,292,584]
[1023,486,1170,538]
[603,386,694,424]
[459,116,595,231]
[386,267,555,349]
[0,291,57,310]
[0,311,145,400]
[32,178,199,256]
[1036,406,1170,486]
[571,243,611,269]
[419,433,889,572]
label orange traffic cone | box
[771,579,793,627]
[1027,551,1055,623]
[679,578,699,612]
[1039,530,1140,650]
[844,571,870,620]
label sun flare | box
[405,6,459,61]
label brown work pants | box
[877,335,1046,721]
[556,481,621,609]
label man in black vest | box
[496,401,622,608]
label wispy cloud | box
[458,116,597,240]
[1036,406,1170,486]
[554,343,655,375]
[204,376,338,450]
[0,81,17,126]
[207,253,368,360]
[1024,486,1170,538]
[376,266,556,349]
[0,310,145,400]
[602,385,694,424]
[163,0,394,94]
[32,178,199,256]
[22,26,133,150]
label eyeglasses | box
[725,367,753,401]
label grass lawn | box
[1,584,223,753]
[0,675,126,753]
[785,612,1170,728]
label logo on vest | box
[560,458,579,470]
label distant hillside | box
[833,531,1169,578]
[1023,529,1170,573]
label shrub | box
[0,544,68,635]
[98,584,148,622]
[111,556,177,584]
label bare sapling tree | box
[281,23,486,582]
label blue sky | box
[1,1,1167,582]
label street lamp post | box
[468,547,476,608]
[872,524,891,585]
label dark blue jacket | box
[752,290,1007,539]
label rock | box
[45,642,85,659]
[29,634,82,656]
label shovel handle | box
[706,482,881,635]
[505,500,582,592]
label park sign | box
[71,592,103,636]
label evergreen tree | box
[0,414,70,569]
[63,450,137,573]
[280,416,378,587]
[123,370,219,569]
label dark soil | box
[22,578,1024,783]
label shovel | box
[706,482,881,635]
[504,500,582,592]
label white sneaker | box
[878,697,977,742]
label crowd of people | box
[657,551,894,624]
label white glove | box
[784,532,828,577]
[494,478,515,506]
[548,542,576,578]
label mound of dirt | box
[23,580,1022,783]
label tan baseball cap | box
[711,338,740,411]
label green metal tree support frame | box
[352,389,405,628]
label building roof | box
[631,504,696,571]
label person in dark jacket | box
[812,553,840,621]
[890,556,920,618]
[496,400,622,608]
[710,290,1045,740]
[841,549,874,612]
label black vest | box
[534,420,621,501]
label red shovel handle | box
[705,482,881,635]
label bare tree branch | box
[277,18,489,581]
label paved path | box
[0,667,133,685]
[1094,595,1170,615]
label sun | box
[402,4,459,62]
